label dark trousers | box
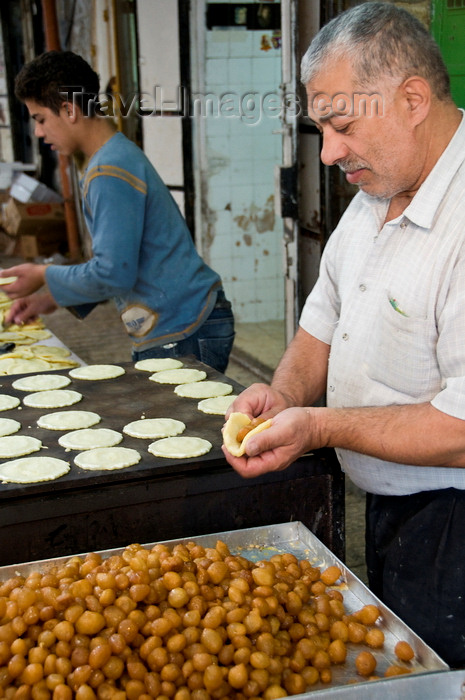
[132,290,235,374]
[366,488,465,668]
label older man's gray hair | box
[301,2,451,102]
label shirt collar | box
[403,109,465,230]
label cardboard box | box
[2,198,66,237]
[15,230,68,259]
[0,163,37,192]
[0,231,16,256]
[9,173,62,204]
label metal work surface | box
[0,521,449,696]
[0,358,240,499]
[0,362,345,564]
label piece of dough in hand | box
[223,411,272,457]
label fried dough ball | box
[354,604,380,626]
[320,566,342,586]
[364,628,385,649]
[385,664,412,677]
[394,640,415,662]
[347,620,367,644]
[355,650,377,677]
[0,540,398,696]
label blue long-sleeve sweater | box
[46,132,221,350]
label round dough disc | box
[135,358,183,372]
[12,374,71,392]
[175,381,233,399]
[0,276,18,285]
[223,411,272,457]
[69,364,125,380]
[37,410,101,431]
[0,418,21,436]
[198,395,238,415]
[0,359,17,375]
[75,446,141,471]
[0,456,70,483]
[30,345,70,358]
[149,368,207,384]
[148,436,212,459]
[0,332,29,342]
[23,389,82,409]
[9,359,51,374]
[18,330,51,341]
[58,428,123,451]
[0,435,42,458]
[123,418,186,439]
[0,394,21,411]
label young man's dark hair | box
[15,50,100,117]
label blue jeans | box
[132,290,235,373]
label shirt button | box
[328,385,335,392]
[342,333,349,341]
[400,221,407,229]
[359,284,366,292]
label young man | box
[1,51,234,373]
[223,3,465,666]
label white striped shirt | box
[300,111,465,495]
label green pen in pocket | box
[389,297,408,317]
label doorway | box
[190,0,287,374]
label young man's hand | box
[5,293,57,325]
[0,264,48,298]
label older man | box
[223,2,465,666]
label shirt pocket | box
[365,297,438,400]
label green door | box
[431,0,465,108]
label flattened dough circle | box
[135,358,183,372]
[198,395,238,415]
[37,410,101,431]
[58,428,123,451]
[223,412,272,457]
[149,368,206,384]
[0,435,42,458]
[123,418,185,439]
[75,446,141,471]
[0,418,21,436]
[0,394,20,411]
[0,276,18,285]
[12,374,71,392]
[175,381,233,399]
[23,389,82,409]
[148,436,212,459]
[0,456,70,483]
[69,364,125,380]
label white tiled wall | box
[202,17,285,323]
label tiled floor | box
[233,320,286,382]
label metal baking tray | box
[0,521,449,696]
[312,669,465,699]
